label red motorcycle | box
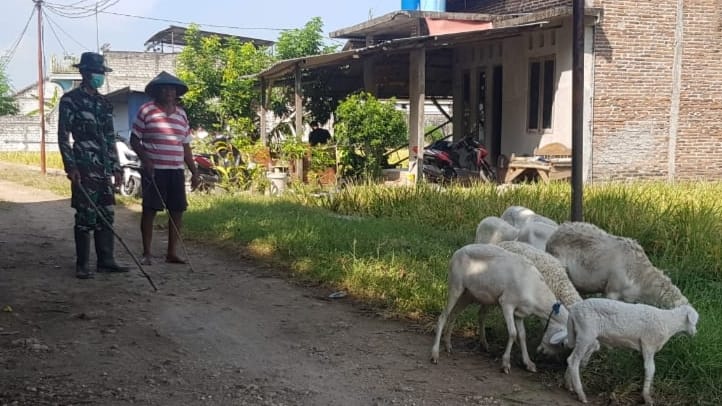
[422,136,496,183]
[189,154,220,191]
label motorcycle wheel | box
[479,163,497,183]
[120,177,141,197]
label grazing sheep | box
[501,205,557,229]
[516,220,559,251]
[430,244,568,374]
[564,298,698,405]
[546,222,688,308]
[497,241,582,308]
[497,241,580,356]
[474,216,519,244]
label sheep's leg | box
[431,286,464,364]
[500,303,518,374]
[580,340,600,368]
[640,344,657,406]
[566,342,591,403]
[514,316,536,372]
[442,292,472,354]
[477,305,491,352]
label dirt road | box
[0,179,593,405]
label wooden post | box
[294,66,304,179]
[259,79,267,146]
[452,50,463,143]
[364,36,376,95]
[35,0,46,175]
[408,48,426,184]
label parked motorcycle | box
[115,138,143,197]
[189,153,220,191]
[422,136,497,183]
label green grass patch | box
[183,181,721,404]
[0,151,65,170]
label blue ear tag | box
[552,302,561,315]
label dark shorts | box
[142,169,188,212]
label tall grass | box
[0,151,64,170]
[182,181,722,405]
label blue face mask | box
[89,73,105,89]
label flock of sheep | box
[429,206,698,405]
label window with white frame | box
[527,56,555,131]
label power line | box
[1,7,37,69]
[43,9,68,54]
[43,10,92,51]
[45,2,290,32]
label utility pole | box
[95,1,99,52]
[571,0,584,221]
[35,0,46,175]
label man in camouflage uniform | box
[58,52,129,279]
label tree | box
[0,67,19,116]
[177,25,275,136]
[275,17,337,60]
[275,17,339,125]
[334,92,408,179]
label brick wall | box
[103,51,177,92]
[590,0,678,180]
[591,0,722,181]
[0,110,59,152]
[447,0,571,14]
[674,0,722,180]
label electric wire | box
[43,9,68,55]
[43,10,92,51]
[45,2,288,32]
[1,7,37,69]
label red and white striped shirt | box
[132,101,191,170]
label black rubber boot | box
[95,228,130,273]
[74,228,94,279]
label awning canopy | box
[144,25,275,51]
[254,6,601,99]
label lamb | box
[474,216,519,244]
[430,243,568,374]
[564,298,698,405]
[546,222,688,308]
[500,205,557,229]
[516,220,558,251]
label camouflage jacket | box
[58,87,120,177]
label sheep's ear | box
[550,330,567,345]
[687,308,699,326]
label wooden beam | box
[295,66,304,178]
[452,50,463,142]
[259,79,267,145]
[408,47,426,184]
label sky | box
[1,0,399,90]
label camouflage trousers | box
[70,175,116,232]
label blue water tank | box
[401,0,419,10]
[420,0,446,11]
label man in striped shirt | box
[130,71,200,265]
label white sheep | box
[497,241,580,356]
[474,216,519,244]
[516,220,558,251]
[546,222,688,309]
[497,241,582,308]
[430,243,568,374]
[500,205,557,229]
[564,298,698,405]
